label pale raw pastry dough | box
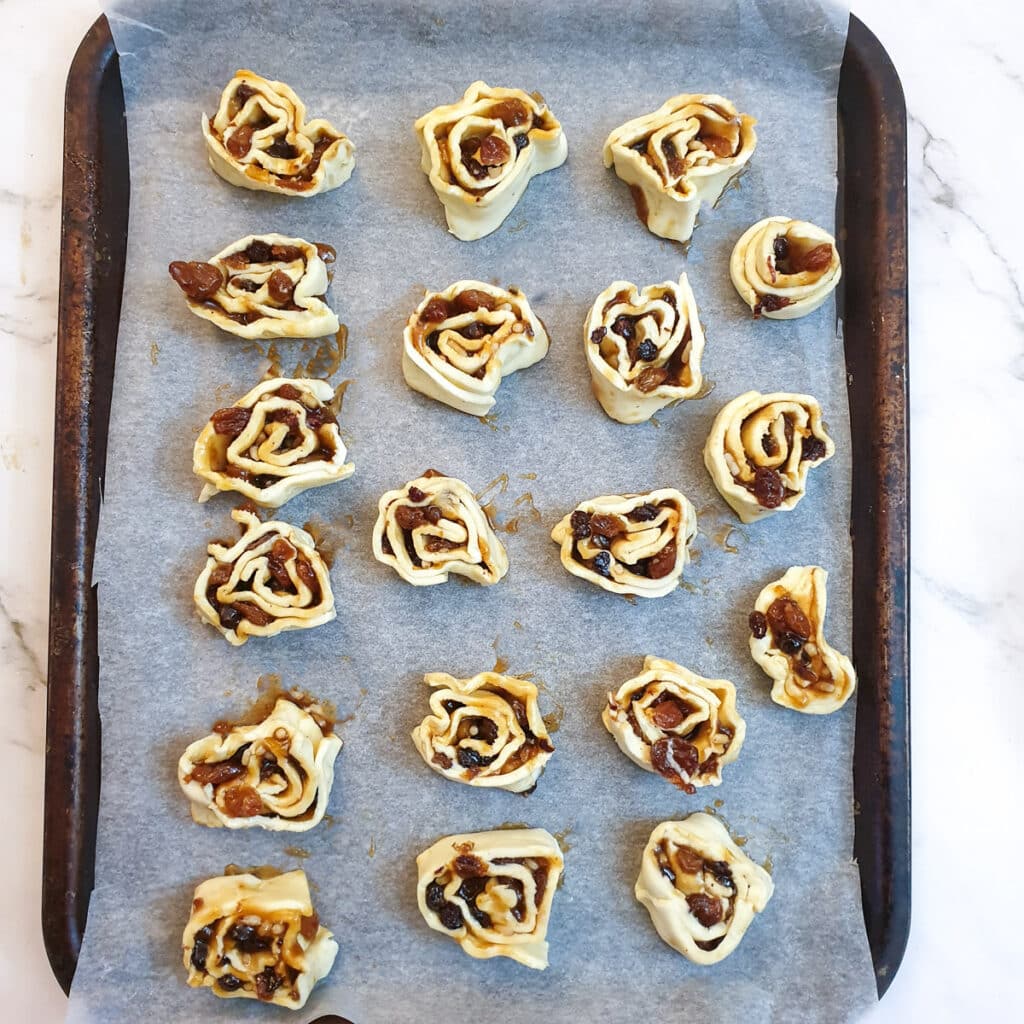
[179,697,341,831]
[749,565,856,714]
[416,828,563,969]
[585,274,705,424]
[372,472,508,586]
[193,378,353,508]
[169,234,338,340]
[550,488,697,598]
[731,216,841,319]
[411,671,554,794]
[194,508,335,646]
[403,281,549,416]
[635,814,773,965]
[414,81,568,241]
[183,869,337,1008]
[703,391,835,524]
[203,69,354,196]
[602,656,744,792]
[604,94,756,244]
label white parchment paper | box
[68,1,876,1020]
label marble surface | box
[0,0,1020,1018]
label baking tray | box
[43,10,909,1005]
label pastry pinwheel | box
[604,94,756,243]
[748,565,857,714]
[194,508,335,646]
[585,274,705,423]
[551,488,696,598]
[636,814,773,965]
[602,656,744,792]
[703,391,835,523]
[731,216,842,319]
[193,378,354,508]
[414,81,568,240]
[372,471,508,586]
[169,234,338,340]
[403,281,549,416]
[416,828,564,969]
[179,696,341,830]
[183,870,337,1008]
[203,69,354,195]
[411,671,554,794]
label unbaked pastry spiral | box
[183,870,337,1008]
[193,378,353,508]
[194,508,335,646]
[414,81,568,241]
[179,697,341,831]
[550,488,697,598]
[585,274,705,423]
[703,391,835,524]
[416,828,564,969]
[402,281,549,416]
[604,94,756,243]
[748,565,856,714]
[372,471,508,586]
[169,234,338,340]
[602,656,744,792]
[635,814,773,965]
[203,69,354,196]
[411,671,554,794]
[730,217,841,319]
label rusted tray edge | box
[43,11,910,1001]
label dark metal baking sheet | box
[43,10,909,1003]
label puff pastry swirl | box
[603,656,744,792]
[179,696,341,831]
[585,274,705,423]
[636,814,773,965]
[194,508,335,645]
[749,565,856,714]
[604,94,756,243]
[372,472,508,586]
[414,81,568,240]
[203,69,354,196]
[416,828,564,969]
[183,870,337,1008]
[411,671,554,794]
[169,234,339,340]
[731,217,841,319]
[703,391,835,524]
[194,378,353,508]
[403,281,549,416]
[551,488,697,598]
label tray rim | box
[43,10,910,1002]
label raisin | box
[408,485,427,502]
[686,893,724,927]
[589,513,625,538]
[454,854,488,878]
[234,83,255,104]
[754,294,793,317]
[701,133,734,157]
[190,935,210,972]
[439,902,464,930]
[477,134,511,166]
[612,315,636,341]
[636,339,657,362]
[773,235,791,270]
[752,466,784,508]
[300,913,319,940]
[254,966,282,1001]
[295,559,318,592]
[457,746,495,769]
[275,383,302,401]
[662,137,685,177]
[749,610,768,639]
[245,240,273,263]
[795,659,819,683]
[169,261,223,302]
[267,270,295,305]
[570,510,591,539]
[228,923,269,953]
[590,326,607,344]
[651,697,686,730]
[217,974,243,992]
[218,606,242,631]
[646,541,677,579]
[801,436,827,462]
[395,505,428,531]
[628,503,659,522]
[270,245,304,262]
[674,846,705,875]
[221,784,264,818]
[778,631,805,654]
[636,366,669,392]
[650,736,699,792]
[592,551,612,577]
[453,289,495,313]
[424,506,442,524]
[766,597,811,640]
[514,133,530,152]
[225,124,254,159]
[425,880,447,912]
[461,321,488,340]
[796,243,834,273]
[234,601,273,626]
[189,761,245,787]
[210,406,251,437]
[761,432,779,456]
[267,538,296,589]
[265,137,298,160]
[441,699,464,714]
[490,99,530,126]
[707,860,734,888]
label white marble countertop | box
[1,0,1021,1018]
